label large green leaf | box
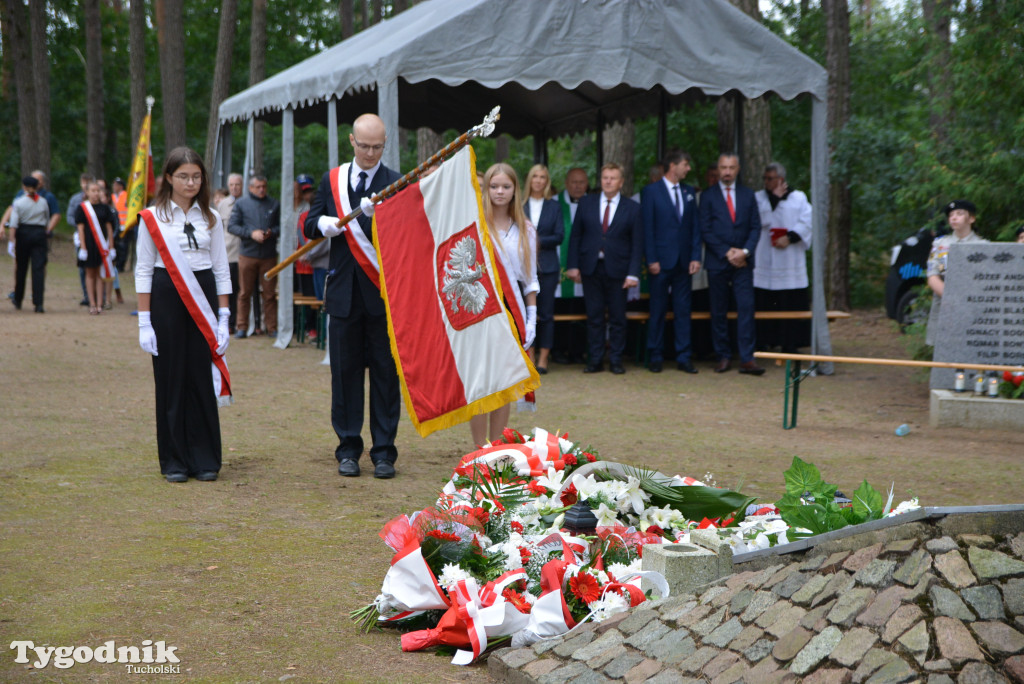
[783,456,823,497]
[852,479,884,520]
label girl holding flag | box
[75,181,117,315]
[469,163,539,447]
[135,147,232,483]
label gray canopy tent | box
[216,0,833,364]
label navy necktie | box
[355,171,368,195]
[673,185,682,219]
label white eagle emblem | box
[442,236,488,315]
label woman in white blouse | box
[135,147,231,483]
[471,163,539,447]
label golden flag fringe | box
[123,95,155,236]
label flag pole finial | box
[145,95,155,111]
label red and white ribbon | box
[330,163,379,288]
[81,201,116,280]
[377,541,450,618]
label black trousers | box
[536,270,559,350]
[227,261,239,332]
[150,268,222,476]
[581,260,627,366]
[328,293,400,465]
[14,226,47,308]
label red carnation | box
[560,483,578,506]
[426,530,461,543]
[510,521,524,533]
[1005,371,1014,382]
[584,452,597,463]
[562,453,578,466]
[519,547,532,564]
[569,573,602,604]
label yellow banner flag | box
[123,104,154,236]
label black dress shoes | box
[583,364,604,374]
[338,459,360,477]
[536,366,548,375]
[610,363,626,375]
[714,359,732,373]
[195,471,218,481]
[235,329,247,339]
[165,473,188,483]
[649,360,663,373]
[739,361,766,376]
[373,461,396,479]
[677,361,698,374]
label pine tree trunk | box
[84,0,105,179]
[716,97,735,155]
[205,0,238,164]
[370,0,381,24]
[602,119,635,197]
[727,0,771,185]
[129,0,146,144]
[29,0,50,176]
[494,135,509,163]
[156,0,187,153]
[1,0,38,175]
[339,0,354,39]
[416,128,442,166]
[922,0,952,145]
[249,0,267,175]
[824,0,852,311]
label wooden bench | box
[754,351,1024,429]
[293,295,325,349]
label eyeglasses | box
[173,173,203,184]
[353,140,385,153]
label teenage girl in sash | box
[75,181,116,315]
[135,147,232,483]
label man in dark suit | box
[699,153,765,375]
[642,150,703,374]
[304,113,403,479]
[565,163,643,375]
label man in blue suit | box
[699,153,765,375]
[642,150,703,374]
[566,163,643,375]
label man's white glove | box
[524,305,537,350]
[138,311,158,356]
[216,307,230,355]
[317,215,345,239]
[6,242,14,258]
[108,248,116,261]
[78,248,88,261]
[360,196,375,218]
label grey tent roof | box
[218,0,826,137]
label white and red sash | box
[330,163,380,288]
[81,201,116,281]
[140,209,232,406]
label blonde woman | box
[523,164,563,374]
[472,163,539,446]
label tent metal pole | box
[810,96,834,373]
[595,111,605,170]
[275,106,296,350]
[657,89,668,162]
[378,78,400,170]
[328,97,339,169]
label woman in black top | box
[75,181,117,315]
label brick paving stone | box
[657,595,697,616]
[959,534,995,547]
[961,585,1005,620]
[1011,533,1024,560]
[587,643,627,670]
[749,564,786,589]
[892,548,934,586]
[934,616,985,663]
[674,602,712,627]
[905,571,938,603]
[730,588,754,614]
[523,658,561,678]
[1004,578,1024,614]
[764,563,802,589]
[852,648,900,683]
[970,620,1024,655]
[603,651,644,679]
[823,551,853,570]
[882,604,925,643]
[573,630,625,662]
[828,587,876,626]
[857,585,911,627]
[620,608,660,635]
[862,657,917,684]
[741,590,779,623]
[691,607,727,637]
[725,571,756,590]
[1004,654,1024,683]
[885,539,918,554]
[802,600,837,630]
[969,546,1024,580]
[956,662,1009,684]
[537,661,591,683]
[624,621,671,651]
[709,660,747,684]
[927,536,958,553]
[745,636,776,662]
[774,571,813,599]
[792,574,831,606]
[844,544,885,572]
[705,617,743,648]
[831,627,879,667]
[766,604,809,638]
[644,670,689,684]
[700,585,729,605]
[773,626,813,662]
[896,619,930,664]
[703,651,741,679]
[646,632,696,664]
[757,599,795,629]
[803,667,854,684]
[790,625,844,675]
[854,560,898,588]
[746,654,782,681]
[729,624,764,651]
[926,676,954,684]
[676,646,718,674]
[553,630,596,657]
[814,571,857,608]
[802,555,827,571]
[623,657,662,684]
[660,600,699,623]
[595,612,631,636]
[501,647,539,668]
[710,584,742,608]
[934,550,978,588]
[930,585,977,620]
[923,659,952,671]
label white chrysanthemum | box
[437,563,471,588]
[590,591,629,621]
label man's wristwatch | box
[741,248,750,257]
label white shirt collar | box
[663,177,682,192]
[719,181,735,193]
[350,159,381,190]
[602,192,620,205]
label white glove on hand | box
[216,307,230,355]
[360,196,375,218]
[317,215,345,238]
[109,248,116,261]
[6,242,14,258]
[524,305,537,350]
[138,311,158,356]
[78,248,88,261]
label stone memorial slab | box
[931,243,1024,390]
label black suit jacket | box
[525,198,564,274]
[567,193,643,280]
[304,163,402,317]
[698,183,761,273]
